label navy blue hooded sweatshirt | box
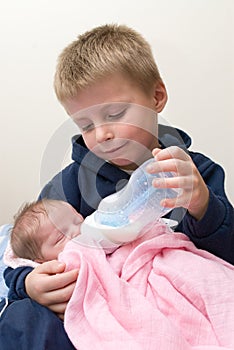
[4,124,234,297]
[0,125,233,350]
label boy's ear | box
[153,81,168,113]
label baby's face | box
[37,201,83,262]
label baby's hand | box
[147,146,209,220]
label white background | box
[0,0,233,224]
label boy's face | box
[37,202,83,262]
[63,73,167,170]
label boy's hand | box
[25,260,79,319]
[147,146,209,221]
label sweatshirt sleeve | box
[181,151,234,264]
[4,266,33,301]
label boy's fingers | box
[44,280,78,306]
[147,158,193,176]
[147,159,180,174]
[161,192,192,209]
[153,146,190,161]
[35,260,66,275]
[152,176,193,190]
[43,268,79,291]
[148,160,192,176]
[152,147,161,157]
[27,270,79,307]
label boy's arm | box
[182,188,234,255]
[181,152,234,263]
[149,147,234,264]
[4,262,79,317]
[4,266,33,301]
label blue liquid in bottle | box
[94,158,179,230]
[79,158,180,251]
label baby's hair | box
[54,23,162,102]
[10,199,56,261]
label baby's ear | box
[153,81,168,113]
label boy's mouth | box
[99,141,129,155]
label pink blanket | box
[59,220,234,350]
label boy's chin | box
[110,158,138,171]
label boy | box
[1,24,233,350]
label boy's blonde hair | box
[54,24,162,102]
[10,200,54,261]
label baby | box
[10,199,84,263]
[10,197,132,263]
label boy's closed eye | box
[74,105,128,132]
[107,108,127,120]
[74,118,94,132]
[81,122,94,132]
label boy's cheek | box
[82,134,96,150]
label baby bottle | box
[80,158,180,251]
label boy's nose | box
[95,124,114,143]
